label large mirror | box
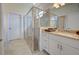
[40,11,50,27]
[49,3,79,30]
[50,14,58,28]
[39,9,65,30]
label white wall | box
[1,3,33,43]
[0,4,2,39]
[1,4,33,53]
[50,4,79,30]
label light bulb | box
[53,3,60,8]
[55,5,60,8]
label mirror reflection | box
[40,3,79,32]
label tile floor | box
[4,39,47,55]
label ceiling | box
[34,3,79,10]
[34,3,53,10]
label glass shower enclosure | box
[23,7,43,52]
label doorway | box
[4,13,22,54]
[7,13,21,41]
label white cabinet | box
[42,33,48,52]
[49,38,60,54]
[40,31,79,55]
[40,31,49,52]
[61,44,79,55]
[48,33,60,54]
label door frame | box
[7,12,22,41]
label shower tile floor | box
[5,39,47,55]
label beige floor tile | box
[4,39,47,55]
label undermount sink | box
[64,30,79,35]
[44,28,57,32]
[76,31,79,35]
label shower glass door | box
[24,9,33,51]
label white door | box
[7,13,21,41]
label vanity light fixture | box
[60,3,65,6]
[53,3,65,8]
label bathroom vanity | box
[39,28,79,55]
[39,4,79,55]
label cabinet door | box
[49,38,60,55]
[39,31,43,51]
[42,38,49,52]
[42,32,49,52]
[61,44,79,55]
[40,31,49,52]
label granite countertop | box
[40,28,79,40]
[49,31,79,40]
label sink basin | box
[76,31,79,35]
[44,28,57,32]
[64,30,79,35]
